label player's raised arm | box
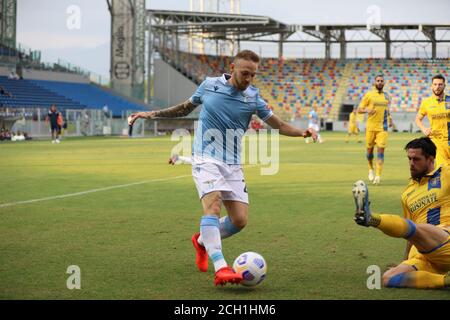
[128,100,198,126]
[153,100,198,118]
[264,114,317,140]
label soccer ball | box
[232,252,267,287]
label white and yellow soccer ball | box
[233,252,267,286]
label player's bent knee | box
[382,272,393,287]
[232,216,247,229]
[202,192,223,215]
[382,270,404,287]
[382,263,416,287]
[206,202,222,215]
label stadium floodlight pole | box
[175,31,180,66]
[129,0,136,99]
[106,0,113,89]
[128,0,134,16]
[147,12,153,105]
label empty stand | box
[161,50,450,120]
[0,76,84,110]
[0,76,149,116]
[30,80,149,116]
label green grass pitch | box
[0,132,448,300]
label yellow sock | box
[368,161,374,171]
[376,159,384,177]
[369,214,416,239]
[387,271,446,289]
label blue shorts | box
[51,125,61,134]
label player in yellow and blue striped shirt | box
[352,137,450,289]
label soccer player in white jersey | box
[305,106,323,144]
[129,50,317,286]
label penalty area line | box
[0,175,190,209]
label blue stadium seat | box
[30,80,149,116]
[0,76,84,110]
[0,76,149,116]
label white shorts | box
[191,156,249,204]
[308,123,320,132]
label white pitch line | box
[0,175,190,209]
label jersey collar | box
[410,166,441,183]
[372,88,384,94]
[219,73,232,86]
[424,166,442,178]
[220,73,254,96]
[432,94,447,103]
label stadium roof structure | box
[147,10,450,60]
[146,10,450,106]
[147,10,297,39]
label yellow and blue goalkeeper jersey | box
[401,165,450,228]
[418,94,450,143]
[359,89,390,132]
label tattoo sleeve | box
[153,100,197,118]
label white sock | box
[200,216,227,271]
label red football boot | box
[191,233,208,272]
[214,266,243,286]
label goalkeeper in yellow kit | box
[358,75,393,185]
[352,137,450,289]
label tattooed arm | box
[154,100,198,118]
[128,100,198,125]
